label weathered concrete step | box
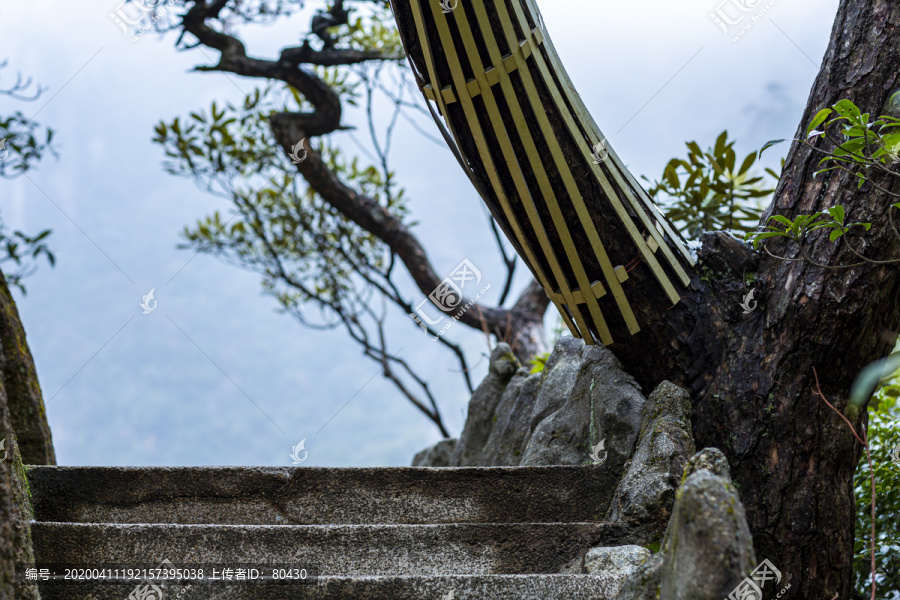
[36,574,624,600]
[27,465,612,525]
[32,522,631,577]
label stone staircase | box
[27,465,641,599]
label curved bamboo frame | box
[391,0,696,345]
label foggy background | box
[1,0,838,466]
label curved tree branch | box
[178,0,550,362]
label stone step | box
[32,522,630,577]
[27,465,611,525]
[35,574,623,600]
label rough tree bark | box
[393,0,900,597]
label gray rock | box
[479,369,542,466]
[524,337,584,437]
[616,553,663,600]
[412,438,457,467]
[422,336,647,487]
[560,545,652,597]
[618,448,755,600]
[520,341,645,468]
[450,344,520,466]
[606,381,695,540]
[657,451,756,600]
[582,545,651,575]
[561,544,649,574]
[682,446,732,481]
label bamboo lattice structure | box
[390,0,696,345]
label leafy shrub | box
[645,131,779,239]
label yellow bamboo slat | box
[406,0,580,339]
[482,1,641,335]
[505,0,688,306]
[426,0,599,342]
[409,0,584,340]
[520,0,695,273]
[546,266,628,305]
[402,0,698,345]
[446,1,615,342]
[610,146,698,270]
[421,28,545,105]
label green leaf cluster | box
[1,106,57,291]
[0,111,55,179]
[529,352,549,374]
[153,77,410,321]
[645,131,779,239]
[0,218,54,294]
[342,3,405,57]
[746,206,871,250]
[807,99,900,185]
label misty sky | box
[1,0,839,466]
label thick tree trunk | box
[393,0,900,597]
[681,3,898,596]
[627,1,900,596]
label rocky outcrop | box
[420,337,646,472]
[0,271,55,465]
[478,365,542,465]
[413,341,758,600]
[450,344,520,467]
[416,338,653,519]
[520,338,645,469]
[617,448,756,600]
[412,439,456,467]
[606,381,696,541]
